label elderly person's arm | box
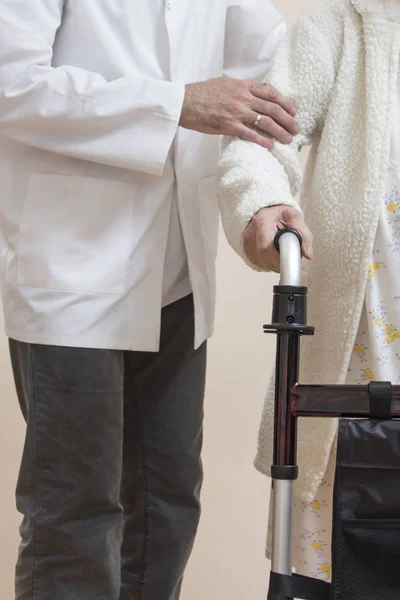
[218,3,343,271]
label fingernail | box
[306,247,313,259]
[285,134,293,144]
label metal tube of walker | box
[269,229,303,596]
[271,479,294,576]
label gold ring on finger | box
[253,113,262,128]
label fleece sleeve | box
[218,6,341,266]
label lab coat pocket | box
[198,176,220,278]
[17,173,136,295]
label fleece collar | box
[351,0,400,21]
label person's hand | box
[243,205,313,272]
[179,77,299,149]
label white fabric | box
[218,0,400,502]
[0,0,285,352]
[162,188,191,307]
[142,0,190,308]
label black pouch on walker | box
[331,417,400,599]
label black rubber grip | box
[274,228,303,252]
[271,465,299,480]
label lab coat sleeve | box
[218,5,342,268]
[0,0,185,176]
[223,0,286,81]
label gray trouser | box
[10,295,206,600]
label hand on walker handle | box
[243,205,313,272]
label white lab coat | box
[0,0,284,351]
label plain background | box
[0,1,313,598]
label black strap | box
[368,381,392,419]
[268,572,331,600]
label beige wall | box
[0,1,313,598]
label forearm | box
[0,65,185,175]
[218,138,302,263]
[0,0,185,175]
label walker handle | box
[274,229,302,287]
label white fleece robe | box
[288,71,400,581]
[217,0,400,504]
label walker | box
[266,229,400,600]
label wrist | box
[179,83,196,128]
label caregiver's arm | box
[0,0,187,176]
[0,0,291,177]
[218,3,342,270]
